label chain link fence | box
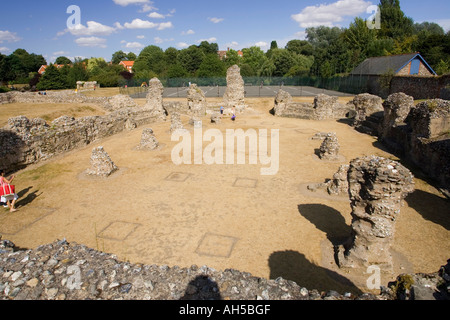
[119,75,377,98]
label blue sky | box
[0,0,449,64]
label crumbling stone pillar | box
[170,112,185,133]
[274,90,293,117]
[350,93,384,127]
[319,133,340,161]
[337,156,415,271]
[327,165,350,195]
[223,65,245,108]
[138,129,160,150]
[144,78,166,120]
[381,93,414,139]
[86,146,118,177]
[187,84,207,117]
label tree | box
[36,64,66,90]
[111,50,127,64]
[343,18,378,58]
[67,62,89,88]
[177,45,205,75]
[285,40,314,56]
[55,56,72,65]
[198,41,219,55]
[271,49,296,77]
[378,0,414,39]
[414,22,445,37]
[196,53,226,78]
[242,46,268,76]
[223,49,242,68]
[167,63,189,78]
[136,45,166,75]
[164,47,179,66]
[126,52,137,61]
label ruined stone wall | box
[0,91,162,171]
[1,239,448,300]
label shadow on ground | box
[297,204,352,246]
[268,250,362,295]
[406,190,450,231]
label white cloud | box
[53,51,69,56]
[294,31,307,40]
[140,3,157,12]
[154,37,174,44]
[68,21,116,36]
[177,42,189,49]
[291,0,372,28]
[124,18,158,29]
[113,0,151,6]
[157,22,173,30]
[124,41,145,49]
[255,41,269,50]
[208,17,224,24]
[181,29,195,35]
[148,12,165,19]
[75,37,107,48]
[137,35,145,39]
[0,47,11,54]
[433,19,450,32]
[197,37,217,43]
[114,22,125,30]
[0,30,21,43]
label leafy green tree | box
[414,22,445,37]
[167,63,189,78]
[36,64,66,90]
[343,18,378,57]
[239,64,255,77]
[223,49,242,68]
[164,47,179,66]
[378,0,414,39]
[111,50,127,64]
[177,45,205,75]
[242,46,268,76]
[271,49,296,77]
[196,53,226,77]
[285,40,314,56]
[55,56,72,65]
[136,45,166,75]
[198,41,219,55]
[126,52,137,61]
[67,62,89,88]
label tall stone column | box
[223,65,245,109]
[337,156,415,271]
[144,78,166,120]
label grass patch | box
[19,163,73,184]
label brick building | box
[350,53,437,77]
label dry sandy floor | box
[1,95,449,295]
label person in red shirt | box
[0,170,18,213]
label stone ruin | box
[349,93,384,134]
[76,81,98,91]
[318,133,340,161]
[106,94,139,112]
[326,164,350,196]
[187,84,207,117]
[85,146,118,177]
[380,92,415,139]
[169,112,186,133]
[144,78,167,121]
[337,156,415,272]
[273,90,353,120]
[137,128,160,151]
[223,65,245,109]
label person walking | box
[0,170,18,213]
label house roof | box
[119,61,135,67]
[350,53,437,76]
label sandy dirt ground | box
[1,95,449,295]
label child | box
[0,170,18,213]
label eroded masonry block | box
[187,84,207,117]
[86,146,118,177]
[407,99,450,140]
[319,133,340,161]
[144,78,166,120]
[138,128,160,150]
[170,112,186,133]
[381,92,414,139]
[223,65,245,109]
[337,156,415,271]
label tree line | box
[0,0,449,91]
